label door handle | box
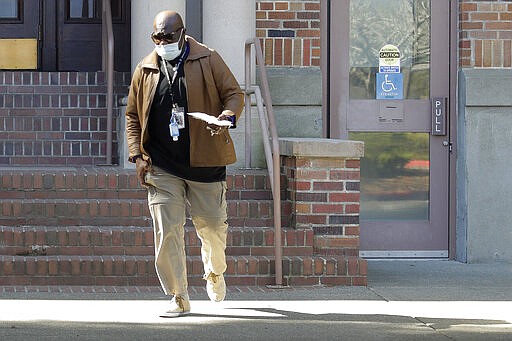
[443,140,453,152]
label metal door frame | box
[321,0,458,258]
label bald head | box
[153,10,184,35]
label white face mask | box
[155,42,182,61]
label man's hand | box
[206,110,235,136]
[136,157,151,187]
[217,110,235,122]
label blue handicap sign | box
[376,73,403,100]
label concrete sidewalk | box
[1,260,511,340]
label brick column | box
[279,138,364,257]
[256,0,320,67]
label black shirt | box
[145,47,226,182]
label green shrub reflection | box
[350,132,429,178]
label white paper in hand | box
[187,112,232,127]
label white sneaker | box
[160,293,191,317]
[204,272,226,302]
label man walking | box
[125,10,244,317]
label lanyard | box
[162,43,189,141]
[162,60,178,91]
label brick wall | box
[256,1,512,69]
[0,72,130,166]
[256,0,320,66]
[460,0,512,67]
[281,155,361,257]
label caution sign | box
[379,44,400,73]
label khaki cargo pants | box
[145,166,228,296]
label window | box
[69,0,96,19]
[349,132,430,221]
[0,0,20,21]
[349,0,430,100]
[67,0,124,22]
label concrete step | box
[0,226,314,257]
[0,255,367,287]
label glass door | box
[329,0,450,257]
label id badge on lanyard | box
[163,58,186,142]
[169,104,185,141]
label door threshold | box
[360,250,448,259]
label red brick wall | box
[257,1,512,69]
[459,1,512,67]
[0,72,130,166]
[256,1,320,66]
[281,155,361,257]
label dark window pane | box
[69,0,96,19]
[68,0,123,21]
[110,0,122,19]
[0,0,18,19]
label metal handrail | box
[244,38,283,287]
[101,0,115,165]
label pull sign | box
[432,97,447,136]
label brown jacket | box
[125,36,244,167]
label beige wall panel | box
[0,39,37,69]
[203,0,255,83]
